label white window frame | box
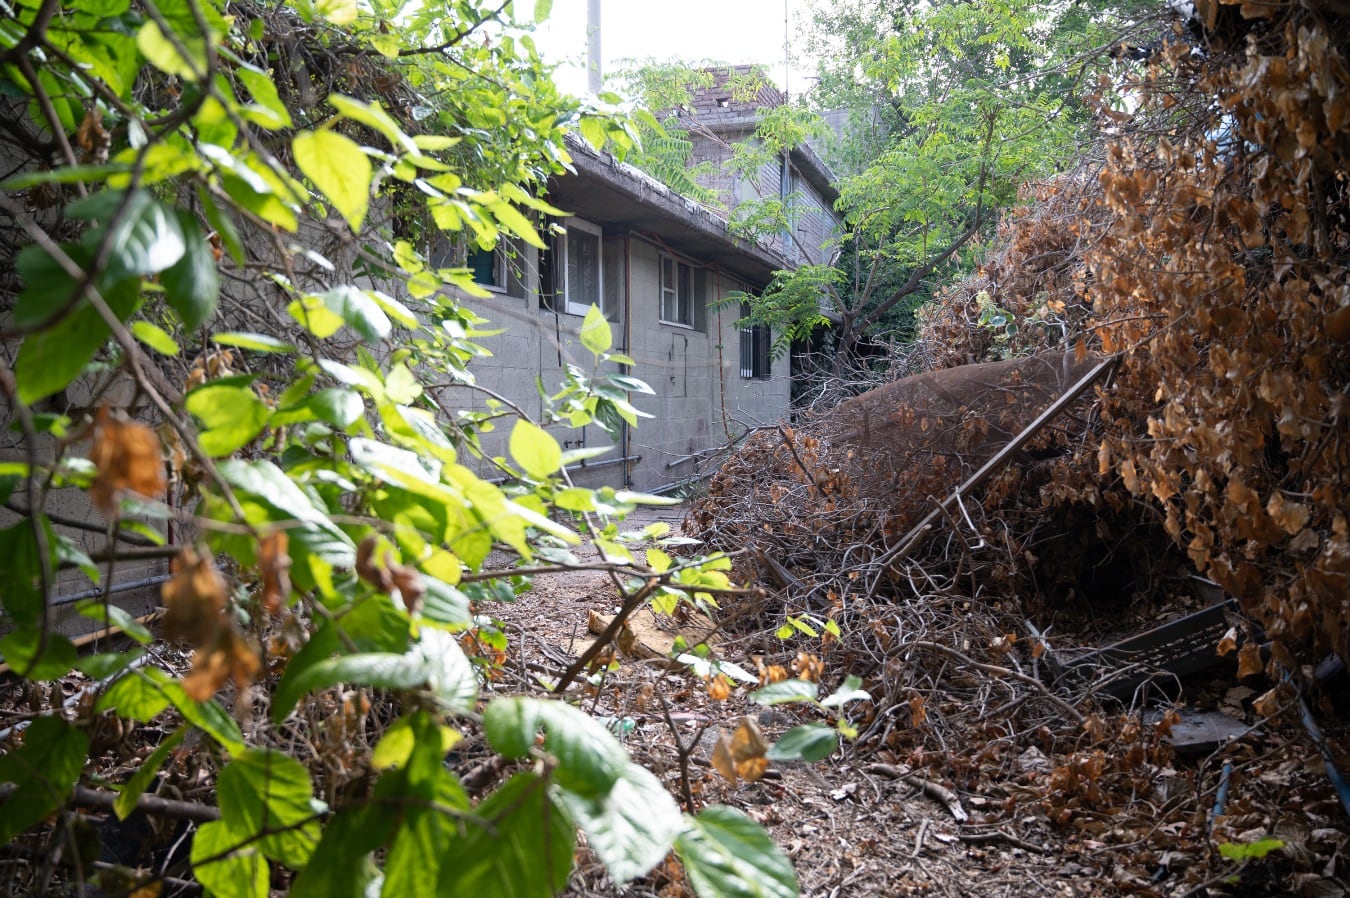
[560,218,604,316]
[659,254,694,328]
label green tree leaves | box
[0,4,806,897]
[0,718,88,844]
[218,749,322,865]
[676,806,800,898]
[485,697,684,883]
[293,130,372,232]
[510,419,564,479]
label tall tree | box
[743,0,1127,378]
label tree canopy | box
[735,0,1147,376]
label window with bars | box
[739,303,772,379]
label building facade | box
[442,135,807,491]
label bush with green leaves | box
[0,0,803,895]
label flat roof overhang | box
[546,141,791,288]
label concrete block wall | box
[436,234,790,493]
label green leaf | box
[534,0,554,22]
[607,373,656,394]
[77,651,143,681]
[137,20,207,78]
[509,419,563,480]
[411,135,460,152]
[314,0,358,26]
[270,629,475,722]
[74,190,185,281]
[290,806,388,898]
[218,460,356,567]
[378,713,471,895]
[218,749,321,865]
[579,115,607,151]
[0,520,48,627]
[579,303,612,355]
[14,264,140,404]
[0,717,89,844]
[162,209,220,329]
[77,601,153,644]
[98,667,172,720]
[293,130,371,232]
[192,819,269,898]
[552,761,682,884]
[236,64,293,130]
[487,198,546,249]
[328,95,416,154]
[1218,838,1285,861]
[131,320,180,355]
[749,679,818,706]
[820,675,870,708]
[186,383,271,457]
[613,490,681,506]
[213,331,296,353]
[98,667,245,754]
[437,773,575,898]
[115,727,186,820]
[0,164,132,190]
[765,724,837,762]
[420,627,478,712]
[289,294,346,339]
[421,579,471,627]
[554,487,596,512]
[0,629,77,681]
[483,697,627,799]
[676,806,799,898]
[321,285,391,343]
[300,388,364,429]
[200,189,245,265]
[371,717,462,769]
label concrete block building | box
[443,134,806,490]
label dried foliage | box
[687,2,1350,891]
[925,0,1350,669]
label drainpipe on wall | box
[621,231,633,487]
[779,150,792,259]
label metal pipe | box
[47,573,172,609]
[567,454,640,474]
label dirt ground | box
[4,504,1345,898]
[491,503,1350,898]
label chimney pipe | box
[587,0,601,94]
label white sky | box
[530,0,817,98]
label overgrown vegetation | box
[0,1,813,896]
[688,0,1350,893]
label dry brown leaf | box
[355,535,394,592]
[706,674,732,701]
[1236,641,1264,679]
[182,626,261,701]
[89,407,166,515]
[711,731,737,782]
[909,694,927,728]
[162,548,227,647]
[258,531,291,613]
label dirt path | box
[492,504,1108,898]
